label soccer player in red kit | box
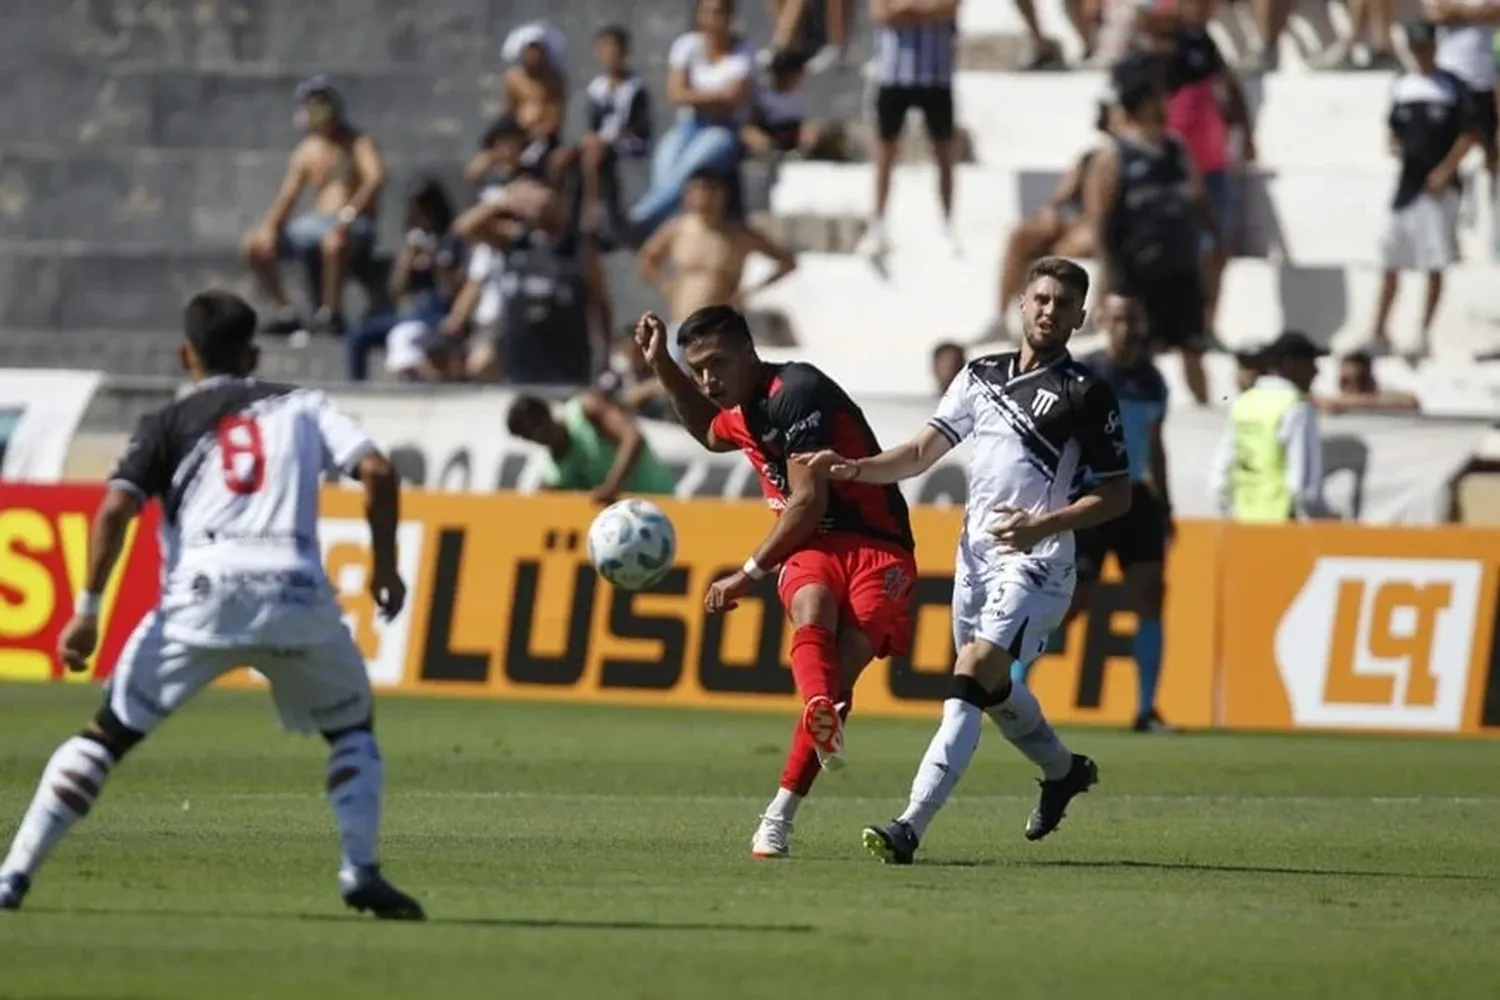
[635,306,917,859]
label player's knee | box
[949,672,1009,707]
[320,717,374,746]
[83,705,145,760]
[788,585,839,630]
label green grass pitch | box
[2,684,1498,999]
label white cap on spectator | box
[503,21,567,65]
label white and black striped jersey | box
[928,352,1128,567]
[108,376,376,649]
[872,17,957,88]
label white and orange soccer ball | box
[586,498,677,591]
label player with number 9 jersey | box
[0,291,423,920]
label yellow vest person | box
[1211,332,1334,522]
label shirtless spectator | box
[488,21,569,182]
[636,168,797,361]
[992,101,1112,339]
[1315,352,1420,414]
[241,76,384,336]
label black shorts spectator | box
[874,85,955,142]
[1123,271,1208,352]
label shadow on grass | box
[34,904,814,932]
[922,858,1490,881]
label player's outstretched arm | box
[793,425,954,484]
[634,311,734,452]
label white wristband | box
[742,557,767,580]
[75,591,103,618]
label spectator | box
[1085,51,1213,405]
[858,0,962,259]
[1371,21,1480,359]
[454,177,603,386]
[1234,345,1264,391]
[637,168,797,357]
[629,0,754,239]
[465,113,548,193]
[499,21,570,179]
[506,392,678,504]
[343,178,462,381]
[1245,0,1293,71]
[1315,351,1421,413]
[1011,0,1067,68]
[1163,0,1256,341]
[578,26,654,245]
[1315,0,1398,69]
[993,99,1113,339]
[1210,331,1335,522]
[932,341,966,394]
[240,76,384,336]
[1432,0,1500,187]
[595,326,675,421]
[764,0,854,72]
[741,51,830,158]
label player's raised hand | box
[370,565,407,621]
[635,312,669,368]
[58,615,99,674]
[791,450,860,481]
[988,504,1050,554]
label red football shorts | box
[776,531,917,659]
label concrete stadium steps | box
[0,61,492,153]
[955,71,1406,170]
[768,162,1497,265]
[0,1,874,147]
[740,252,1500,390]
[0,241,391,332]
[0,326,349,384]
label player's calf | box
[0,709,143,906]
[321,722,423,919]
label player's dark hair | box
[183,290,257,374]
[596,24,630,51]
[506,395,553,435]
[1025,256,1091,304]
[1342,350,1374,371]
[1111,51,1163,116]
[677,304,751,349]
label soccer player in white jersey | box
[0,291,423,919]
[794,257,1133,864]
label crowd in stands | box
[231,0,1497,416]
[238,0,838,395]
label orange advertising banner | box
[288,489,1217,727]
[1217,524,1500,734]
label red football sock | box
[789,624,839,704]
[779,696,854,796]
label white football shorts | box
[104,611,373,736]
[951,550,1076,665]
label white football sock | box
[986,681,1073,780]
[897,698,983,840]
[1,736,115,878]
[325,730,383,870]
[764,787,802,823]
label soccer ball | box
[587,498,677,591]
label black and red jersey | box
[710,362,915,552]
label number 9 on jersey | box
[587,499,678,591]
